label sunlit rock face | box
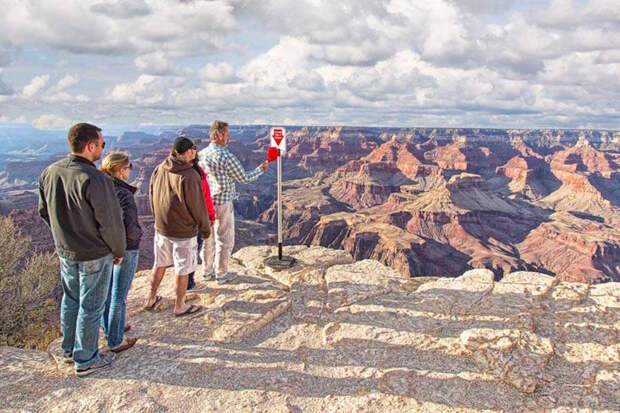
[3,245,620,412]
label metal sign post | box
[277,149,283,260]
[265,127,296,270]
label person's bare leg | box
[145,266,166,307]
[174,274,189,314]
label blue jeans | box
[59,254,114,370]
[102,249,139,348]
[197,230,204,251]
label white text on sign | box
[270,127,286,153]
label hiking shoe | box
[216,272,237,284]
[75,352,115,378]
[187,283,207,293]
[63,351,73,364]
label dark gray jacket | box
[39,155,126,261]
[112,177,142,251]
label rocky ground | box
[1,245,619,412]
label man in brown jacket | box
[144,137,211,316]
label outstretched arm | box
[226,152,264,184]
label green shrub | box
[0,215,60,349]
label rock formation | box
[2,245,619,412]
[2,126,618,283]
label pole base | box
[264,255,296,270]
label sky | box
[0,0,618,130]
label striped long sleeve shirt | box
[198,143,264,206]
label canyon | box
[1,126,618,282]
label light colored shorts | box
[153,232,197,276]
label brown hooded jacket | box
[150,154,211,239]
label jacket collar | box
[112,177,138,193]
[68,154,96,168]
[163,153,194,173]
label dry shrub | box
[0,215,60,349]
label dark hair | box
[173,136,196,154]
[67,123,102,153]
[209,120,228,141]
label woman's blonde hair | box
[101,151,130,178]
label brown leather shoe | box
[124,324,131,333]
[109,337,138,353]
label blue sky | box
[0,0,618,130]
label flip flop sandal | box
[110,337,138,353]
[175,304,202,317]
[144,295,162,311]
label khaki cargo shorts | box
[153,232,197,276]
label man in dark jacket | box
[144,136,210,316]
[39,123,126,377]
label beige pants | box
[203,202,235,276]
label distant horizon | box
[0,122,619,135]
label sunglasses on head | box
[125,162,133,170]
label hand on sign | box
[267,146,279,163]
[260,160,269,172]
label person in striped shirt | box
[198,120,268,283]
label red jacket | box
[193,163,216,222]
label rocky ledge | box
[1,245,619,412]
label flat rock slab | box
[325,259,405,311]
[233,245,353,287]
[2,245,619,412]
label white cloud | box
[0,41,16,67]
[107,74,164,104]
[32,114,72,129]
[452,0,514,14]
[76,94,90,103]
[199,62,239,83]
[134,51,180,76]
[22,74,50,98]
[90,0,152,19]
[533,0,620,28]
[0,0,618,128]
[44,92,73,103]
[289,72,325,92]
[239,37,314,87]
[0,73,13,95]
[596,49,620,64]
[0,0,238,56]
[54,75,78,91]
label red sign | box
[272,128,284,146]
[270,127,286,153]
